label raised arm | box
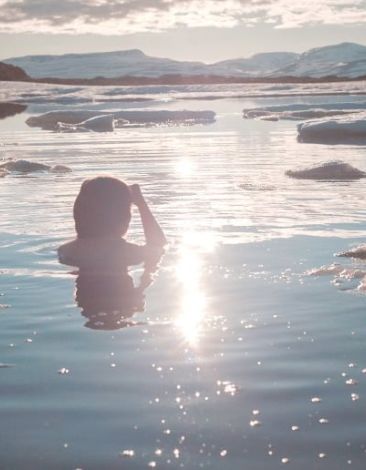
[129,184,167,249]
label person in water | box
[58,176,166,329]
[58,176,167,270]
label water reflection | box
[175,232,216,346]
[75,261,159,330]
[75,272,144,330]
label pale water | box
[1,82,366,469]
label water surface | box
[1,82,366,469]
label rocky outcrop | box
[0,62,29,81]
[0,102,27,120]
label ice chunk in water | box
[286,161,366,180]
[0,159,71,175]
[297,112,366,144]
[27,109,216,130]
[338,245,366,260]
[57,114,115,133]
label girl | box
[58,176,167,270]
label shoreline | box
[2,74,366,88]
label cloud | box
[0,0,365,34]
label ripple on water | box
[2,92,366,469]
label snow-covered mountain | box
[3,49,209,79]
[273,42,366,78]
[4,43,366,80]
[210,52,299,76]
[3,50,301,79]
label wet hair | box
[74,176,131,239]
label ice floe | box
[297,112,366,144]
[239,182,276,191]
[338,245,366,259]
[56,114,115,133]
[308,258,366,293]
[243,102,366,122]
[0,159,71,175]
[26,109,216,131]
[308,264,365,279]
[243,101,366,144]
[286,161,366,180]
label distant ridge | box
[3,49,209,79]
[3,42,366,81]
[274,42,366,78]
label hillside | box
[274,43,366,78]
[211,52,299,76]
[3,43,366,81]
[3,49,208,79]
[0,62,29,81]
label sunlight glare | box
[175,231,217,346]
[175,158,195,177]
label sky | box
[1,0,366,62]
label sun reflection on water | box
[175,231,217,346]
[175,158,195,177]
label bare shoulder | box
[58,238,113,268]
[124,241,165,266]
[58,239,79,266]
[57,238,156,269]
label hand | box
[129,184,145,208]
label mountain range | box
[3,42,366,80]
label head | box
[74,176,131,239]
